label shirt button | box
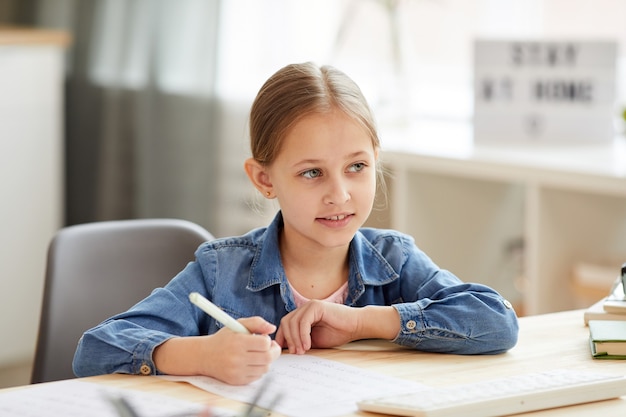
[502,299,513,310]
[405,320,417,330]
[140,364,152,375]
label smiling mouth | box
[323,214,349,221]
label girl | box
[73,62,518,386]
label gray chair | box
[31,218,214,384]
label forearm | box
[356,305,401,340]
[73,323,172,377]
[153,336,216,376]
[393,289,519,354]
[155,318,282,384]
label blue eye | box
[301,168,322,179]
[348,162,366,173]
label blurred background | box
[3,0,625,236]
[2,0,626,387]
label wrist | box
[358,305,401,340]
[153,336,209,376]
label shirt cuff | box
[132,332,174,375]
[391,302,426,345]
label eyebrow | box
[291,151,371,168]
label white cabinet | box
[380,121,626,315]
[0,28,69,367]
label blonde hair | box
[249,62,380,166]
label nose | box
[323,176,350,205]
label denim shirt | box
[73,212,518,377]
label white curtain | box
[30,0,223,232]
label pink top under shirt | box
[289,281,349,307]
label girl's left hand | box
[275,300,360,354]
[275,301,401,354]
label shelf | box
[0,27,67,366]
[379,120,626,315]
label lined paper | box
[162,353,427,417]
[1,354,426,417]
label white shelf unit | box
[0,27,69,367]
[380,122,626,315]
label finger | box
[240,346,281,383]
[245,343,281,363]
[270,340,283,359]
[244,334,275,352]
[281,313,309,355]
[218,347,275,385]
[239,316,277,335]
[297,317,313,353]
[278,315,299,354]
[292,304,317,353]
[274,326,286,348]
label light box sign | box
[473,40,617,143]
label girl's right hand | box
[207,317,282,385]
[154,316,281,385]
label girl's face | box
[266,109,378,252]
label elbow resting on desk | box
[393,292,520,355]
[72,322,173,378]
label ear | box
[244,158,274,198]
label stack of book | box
[589,320,626,359]
[585,263,626,359]
[584,298,626,324]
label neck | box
[279,231,350,299]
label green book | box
[589,320,626,359]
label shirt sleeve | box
[72,261,209,377]
[390,242,519,354]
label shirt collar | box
[248,211,286,291]
[248,211,399,294]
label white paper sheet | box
[161,353,427,417]
[0,379,234,417]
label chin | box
[318,230,359,248]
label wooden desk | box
[4,310,626,416]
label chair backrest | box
[31,218,214,384]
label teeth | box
[326,215,346,221]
